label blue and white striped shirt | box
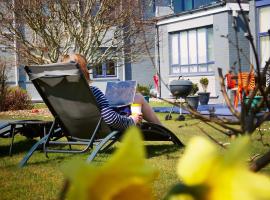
[91,86,135,130]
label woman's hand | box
[129,114,143,125]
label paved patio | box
[153,104,238,117]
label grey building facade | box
[155,1,250,102]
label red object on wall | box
[153,73,159,91]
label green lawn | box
[1,111,270,199]
[33,103,48,109]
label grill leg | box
[165,98,179,120]
[177,98,185,121]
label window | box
[173,0,218,13]
[93,59,117,78]
[106,60,116,76]
[170,26,214,74]
[171,34,179,65]
[258,6,270,68]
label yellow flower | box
[63,127,157,200]
[168,136,270,200]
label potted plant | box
[186,83,199,110]
[198,77,210,105]
[137,84,150,102]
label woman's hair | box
[61,54,90,82]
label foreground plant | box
[62,127,157,200]
[165,136,270,200]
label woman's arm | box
[91,86,136,130]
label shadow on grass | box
[1,138,182,167]
[95,142,182,160]
[0,138,38,157]
[26,154,76,167]
[178,121,201,128]
[146,144,181,158]
[2,154,76,169]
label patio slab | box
[153,104,239,117]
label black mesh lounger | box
[19,62,184,167]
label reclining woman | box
[61,53,162,131]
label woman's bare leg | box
[133,93,162,125]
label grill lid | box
[169,79,192,86]
[169,77,192,98]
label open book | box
[105,80,137,108]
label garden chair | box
[19,62,183,167]
[0,120,53,156]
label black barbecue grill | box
[169,79,193,98]
[166,77,192,120]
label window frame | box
[92,59,117,79]
[169,26,214,75]
[256,3,270,68]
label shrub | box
[189,83,199,96]
[200,77,209,92]
[137,84,150,96]
[3,86,33,111]
[0,62,8,111]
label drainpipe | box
[156,23,161,98]
[232,10,241,73]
